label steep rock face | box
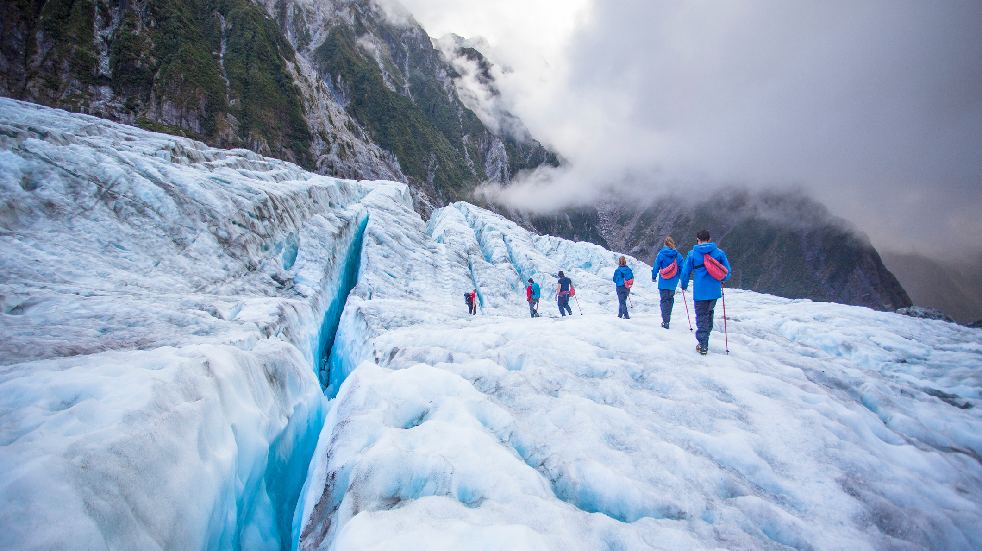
[1,0,321,167]
[262,0,556,207]
[0,2,912,314]
[881,251,982,324]
[0,0,556,209]
[599,190,912,311]
[509,207,611,250]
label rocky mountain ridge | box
[1,0,913,312]
[882,250,982,324]
[598,191,912,311]
[0,0,555,209]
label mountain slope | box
[0,1,917,314]
[0,0,555,207]
[265,0,557,206]
[2,0,321,166]
[1,99,980,550]
[599,191,912,311]
[882,251,982,324]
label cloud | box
[385,0,982,258]
[370,0,416,27]
[432,34,531,141]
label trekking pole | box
[721,284,729,354]
[681,288,693,331]
[574,294,583,315]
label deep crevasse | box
[0,98,381,550]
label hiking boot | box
[699,344,708,355]
[661,322,669,329]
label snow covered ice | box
[1,99,981,550]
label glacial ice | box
[296,165,982,550]
[0,98,369,550]
[1,99,980,551]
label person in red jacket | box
[464,289,477,315]
[525,279,541,317]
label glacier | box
[1,98,980,551]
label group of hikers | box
[465,229,732,355]
[653,230,732,354]
[523,270,574,318]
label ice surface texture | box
[1,99,980,550]
[299,201,982,550]
[0,98,377,549]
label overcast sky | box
[384,0,982,259]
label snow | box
[0,98,373,549]
[297,194,982,549]
[1,99,981,550]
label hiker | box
[612,256,635,319]
[464,289,478,315]
[652,236,681,329]
[525,278,541,318]
[556,271,574,316]
[679,230,731,355]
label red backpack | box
[702,253,728,281]
[658,260,678,279]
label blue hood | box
[680,241,731,300]
[654,247,682,290]
[693,242,718,255]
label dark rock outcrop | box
[881,250,982,324]
[597,190,912,311]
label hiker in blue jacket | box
[652,236,681,329]
[612,256,634,319]
[525,278,541,318]
[525,278,542,318]
[680,230,731,355]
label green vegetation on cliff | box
[315,25,471,200]
[5,0,313,168]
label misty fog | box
[388,0,982,262]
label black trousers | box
[558,295,572,316]
[616,286,630,318]
[695,299,717,349]
[659,289,675,325]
